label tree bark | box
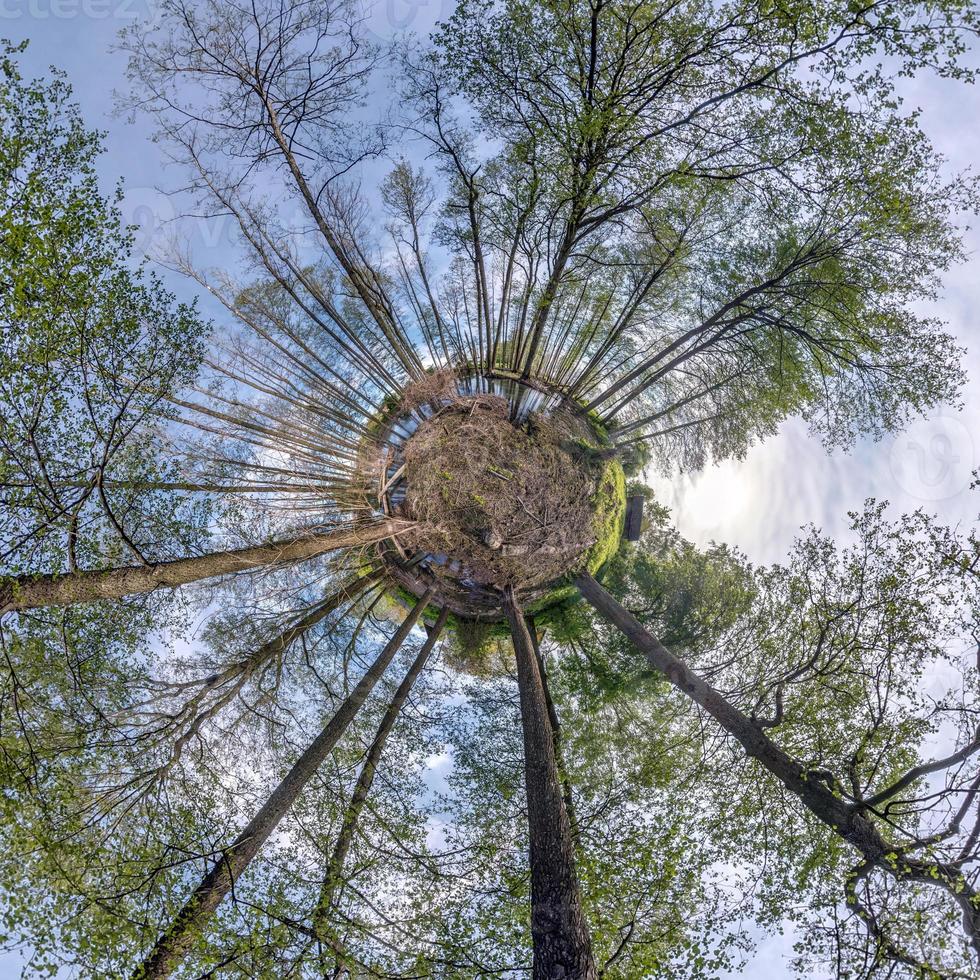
[504,589,597,980]
[312,607,449,973]
[520,229,575,380]
[574,571,980,959]
[1,521,406,614]
[527,616,577,835]
[130,589,435,980]
[575,572,856,822]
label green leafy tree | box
[0,43,212,578]
[576,501,980,977]
[1,3,979,978]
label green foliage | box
[561,497,980,977]
[0,42,212,578]
[438,617,515,677]
[1,3,978,976]
[425,0,978,469]
[0,45,219,976]
[435,648,750,977]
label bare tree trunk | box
[504,589,597,980]
[312,607,449,974]
[260,105,423,381]
[520,229,575,380]
[1,521,406,614]
[574,571,980,959]
[130,589,435,980]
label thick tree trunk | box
[1,521,405,614]
[574,572,980,958]
[313,607,450,972]
[131,590,435,980]
[527,616,577,834]
[504,589,597,980]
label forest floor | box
[401,394,612,590]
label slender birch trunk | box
[312,607,450,974]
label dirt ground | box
[400,395,602,590]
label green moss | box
[584,454,626,574]
[525,584,577,618]
[583,408,612,444]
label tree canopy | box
[1,4,980,977]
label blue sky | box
[2,1,979,976]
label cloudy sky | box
[2,0,979,976]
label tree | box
[575,502,980,977]
[504,589,597,979]
[410,0,976,465]
[0,42,212,580]
[132,590,437,979]
[310,606,450,973]
[1,520,406,613]
[2,4,979,976]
